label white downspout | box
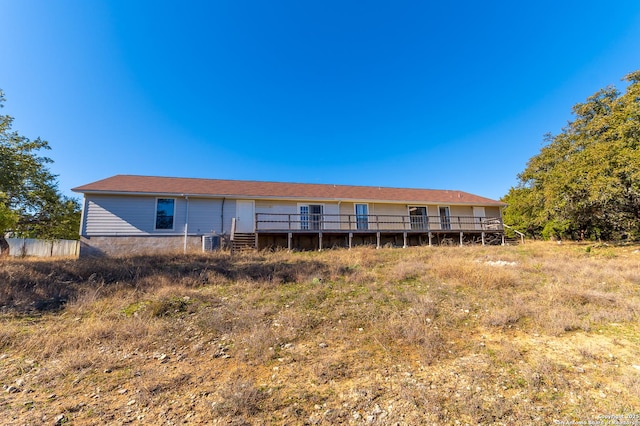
[79,197,88,237]
[76,197,89,257]
[183,195,189,253]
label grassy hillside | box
[1,243,640,424]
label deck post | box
[255,232,259,249]
[428,232,432,246]
[376,232,381,249]
[459,232,463,246]
[502,233,505,246]
[288,232,292,251]
[319,232,323,251]
[403,232,407,248]
[481,232,485,246]
[348,232,353,249]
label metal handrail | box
[255,213,504,232]
[503,223,526,244]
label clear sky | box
[2,1,640,201]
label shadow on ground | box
[0,253,329,313]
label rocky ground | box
[2,243,640,424]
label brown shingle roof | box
[72,175,505,206]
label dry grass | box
[2,242,640,424]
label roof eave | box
[73,189,505,206]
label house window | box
[300,204,323,230]
[155,198,175,230]
[355,204,368,230]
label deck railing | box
[255,213,503,232]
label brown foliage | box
[2,242,640,423]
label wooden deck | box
[247,213,505,250]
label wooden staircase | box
[503,224,526,245]
[230,217,257,253]
[231,233,256,253]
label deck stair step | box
[231,233,256,252]
[503,236,524,245]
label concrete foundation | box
[80,235,203,257]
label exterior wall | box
[255,200,298,230]
[322,203,340,229]
[322,202,498,231]
[83,195,157,235]
[323,203,340,229]
[82,195,233,237]
[187,197,233,235]
[222,199,236,234]
[485,206,501,218]
[337,202,409,230]
[338,202,353,230]
[255,200,340,230]
[449,205,473,231]
[450,205,473,217]
[82,195,503,237]
[422,205,441,230]
[79,235,202,257]
[369,203,409,230]
[79,193,504,255]
[425,205,501,231]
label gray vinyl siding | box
[224,200,236,234]
[196,197,237,235]
[186,198,232,235]
[83,195,158,235]
[82,195,233,236]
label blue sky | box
[2,1,640,201]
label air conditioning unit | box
[202,234,221,251]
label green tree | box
[0,90,80,256]
[503,71,640,240]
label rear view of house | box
[72,175,506,256]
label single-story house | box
[72,175,506,256]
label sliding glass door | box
[439,206,451,230]
[300,204,323,230]
[355,204,368,230]
[409,206,427,230]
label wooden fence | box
[6,238,80,258]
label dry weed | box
[2,242,640,424]
[213,376,265,417]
